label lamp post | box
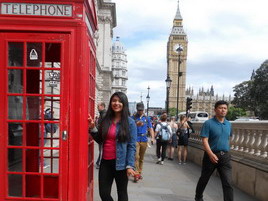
[146,86,150,116]
[176,45,183,120]
[165,75,172,116]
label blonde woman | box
[177,115,190,164]
[167,116,178,160]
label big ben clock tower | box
[167,0,188,114]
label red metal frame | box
[0,1,97,201]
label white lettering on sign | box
[1,3,72,17]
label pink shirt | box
[103,123,117,160]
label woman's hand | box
[126,168,135,177]
[88,114,95,129]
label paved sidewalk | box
[93,143,258,201]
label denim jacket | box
[90,117,137,170]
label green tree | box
[232,60,268,119]
[250,60,268,119]
[168,108,177,117]
[226,106,246,121]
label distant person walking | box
[132,102,154,182]
[167,116,178,160]
[177,115,190,164]
[195,100,233,201]
[89,92,137,201]
[95,102,106,169]
[155,113,172,165]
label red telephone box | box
[0,1,97,201]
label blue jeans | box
[195,152,233,201]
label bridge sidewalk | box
[93,143,257,201]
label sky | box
[112,0,268,108]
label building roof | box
[174,0,183,20]
[112,36,126,53]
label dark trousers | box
[99,159,129,201]
[156,140,168,161]
[96,144,102,166]
[195,152,233,201]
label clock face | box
[173,44,183,53]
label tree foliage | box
[226,106,246,121]
[232,60,268,119]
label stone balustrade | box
[190,121,268,162]
[188,121,268,201]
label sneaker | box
[160,161,164,165]
[183,162,187,165]
[195,198,204,201]
[178,161,182,165]
[158,158,161,161]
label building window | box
[122,80,126,86]
[115,79,119,85]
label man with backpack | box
[132,102,154,182]
[155,113,172,165]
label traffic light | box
[186,97,193,111]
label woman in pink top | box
[89,92,137,201]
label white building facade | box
[95,0,116,106]
[111,36,128,94]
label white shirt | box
[155,122,172,134]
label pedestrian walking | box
[177,115,190,164]
[195,100,233,201]
[89,92,137,201]
[95,102,106,169]
[167,116,178,160]
[155,113,172,165]
[132,102,154,182]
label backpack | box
[159,123,171,142]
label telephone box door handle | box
[62,130,68,140]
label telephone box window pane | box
[44,175,59,198]
[8,70,23,93]
[8,148,22,172]
[8,96,23,120]
[8,174,23,197]
[45,43,61,68]
[26,70,42,94]
[27,43,42,67]
[45,139,59,148]
[26,96,41,120]
[8,123,23,146]
[26,175,41,197]
[26,123,41,147]
[8,42,23,67]
[45,97,60,121]
[25,149,40,173]
[45,70,60,95]
[43,151,59,173]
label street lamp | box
[146,86,150,116]
[165,75,172,115]
[176,45,183,120]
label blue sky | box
[112,0,268,108]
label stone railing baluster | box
[238,129,245,152]
[230,131,235,150]
[243,129,251,153]
[260,131,268,159]
[233,129,240,151]
[254,130,262,156]
[249,130,256,155]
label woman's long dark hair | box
[99,92,130,143]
